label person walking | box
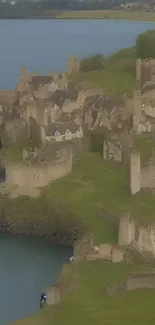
[40,292,47,308]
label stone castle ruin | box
[1,55,155,199]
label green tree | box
[136,30,155,59]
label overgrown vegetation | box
[136,30,155,59]
[80,54,105,72]
[70,47,137,95]
[0,196,87,245]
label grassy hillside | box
[69,47,138,95]
[40,152,155,241]
[43,10,155,21]
[12,261,155,325]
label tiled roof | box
[46,121,79,136]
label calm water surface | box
[0,19,155,89]
[0,18,155,324]
[0,233,71,324]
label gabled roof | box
[30,76,55,90]
[46,121,80,136]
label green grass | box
[69,47,138,95]
[12,261,155,325]
[39,153,155,242]
[133,133,155,165]
[42,10,155,21]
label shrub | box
[136,30,155,59]
[80,54,105,72]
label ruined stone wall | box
[106,273,155,295]
[4,151,72,197]
[126,273,155,290]
[118,214,135,246]
[68,57,80,74]
[73,234,94,262]
[103,140,122,162]
[141,164,155,188]
[130,150,141,195]
[118,215,155,257]
[136,226,155,256]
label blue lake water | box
[0,19,155,89]
[0,233,72,325]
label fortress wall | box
[5,153,72,197]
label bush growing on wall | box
[80,54,105,72]
[136,30,155,59]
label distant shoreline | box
[1,10,155,22]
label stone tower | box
[68,56,80,74]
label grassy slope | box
[43,10,155,21]
[69,47,138,95]
[40,153,155,243]
[12,261,155,325]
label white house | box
[43,121,83,143]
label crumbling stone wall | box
[130,150,141,195]
[126,273,155,290]
[141,164,155,188]
[118,215,155,257]
[107,273,155,296]
[4,148,73,197]
[68,56,80,74]
[73,234,94,262]
[103,140,122,162]
[118,215,135,246]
